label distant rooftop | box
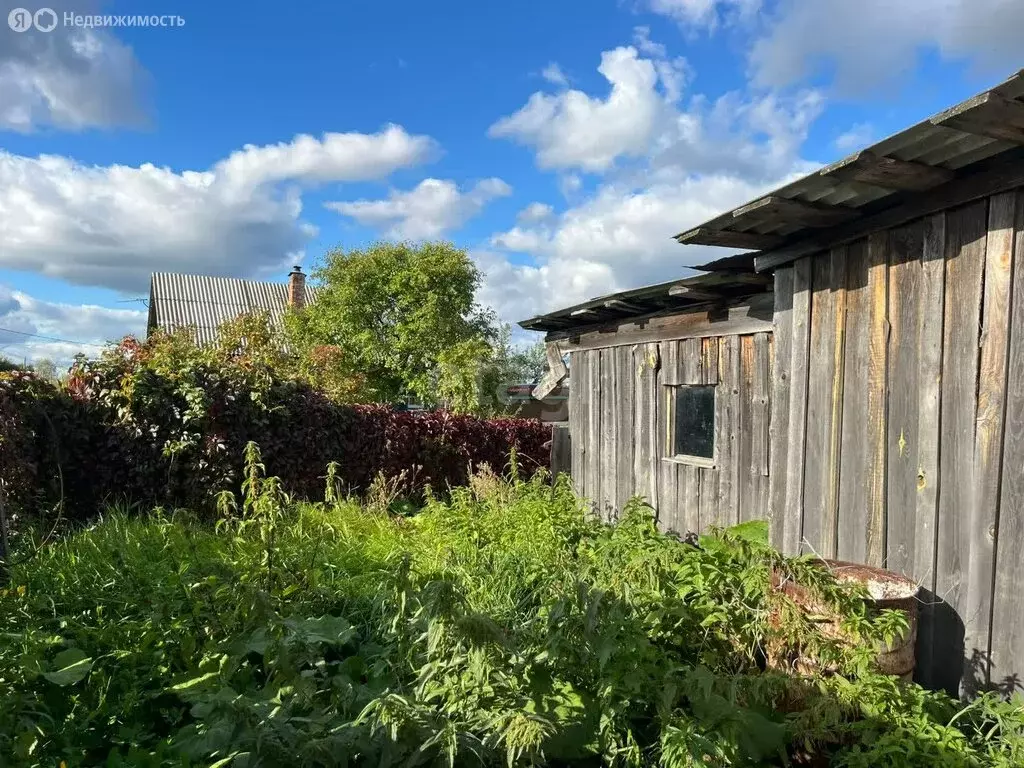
[147,271,318,345]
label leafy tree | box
[508,336,547,383]
[473,327,551,415]
[289,241,498,408]
[31,358,59,382]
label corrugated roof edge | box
[673,68,1024,266]
[518,269,771,335]
[148,272,322,345]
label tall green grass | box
[1,454,1022,767]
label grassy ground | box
[2,456,1023,767]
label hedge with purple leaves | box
[0,334,550,525]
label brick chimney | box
[288,265,306,310]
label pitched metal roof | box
[148,273,319,345]
[675,69,1024,267]
[518,270,771,335]
[519,69,1024,337]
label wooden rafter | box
[603,298,646,312]
[821,150,956,191]
[732,196,860,228]
[667,285,725,301]
[754,150,1024,272]
[932,92,1024,145]
[673,227,785,250]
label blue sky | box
[0,0,1020,363]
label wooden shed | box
[520,69,1024,695]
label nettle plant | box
[3,452,1024,767]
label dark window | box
[672,385,715,460]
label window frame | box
[662,383,717,469]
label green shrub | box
[0,321,549,529]
[1,458,1022,767]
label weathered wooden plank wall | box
[770,187,1024,694]
[568,327,772,539]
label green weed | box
[1,454,1022,766]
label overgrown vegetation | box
[2,451,1022,767]
[0,324,549,529]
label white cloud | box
[482,169,807,325]
[0,285,145,365]
[216,125,436,189]
[541,62,570,87]
[0,126,437,292]
[559,174,583,198]
[489,45,666,173]
[0,1,149,132]
[749,0,1024,93]
[487,30,815,183]
[517,202,555,223]
[480,33,823,326]
[489,30,818,182]
[633,27,690,103]
[645,0,761,30]
[326,177,512,239]
[835,122,873,152]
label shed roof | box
[518,270,771,335]
[148,272,319,345]
[519,68,1024,337]
[676,69,1024,270]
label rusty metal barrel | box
[826,560,920,681]
[769,559,921,681]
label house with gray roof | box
[147,267,317,344]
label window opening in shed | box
[670,385,715,461]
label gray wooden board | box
[803,247,848,558]
[934,199,987,695]
[682,337,703,384]
[992,190,1024,692]
[821,150,955,192]
[769,268,795,548]
[963,190,1016,693]
[912,213,947,688]
[675,227,784,250]
[752,333,771,478]
[568,352,580,495]
[632,343,659,512]
[865,230,890,568]
[738,335,756,522]
[572,351,587,499]
[719,335,742,526]
[752,333,772,520]
[657,341,680,533]
[838,239,872,563]
[551,425,571,478]
[782,258,812,554]
[683,338,705,531]
[733,195,860,228]
[616,344,636,514]
[934,92,1024,145]
[885,222,924,576]
[699,338,722,529]
[600,347,619,522]
[586,350,603,517]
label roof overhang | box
[672,69,1024,272]
[518,270,772,337]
